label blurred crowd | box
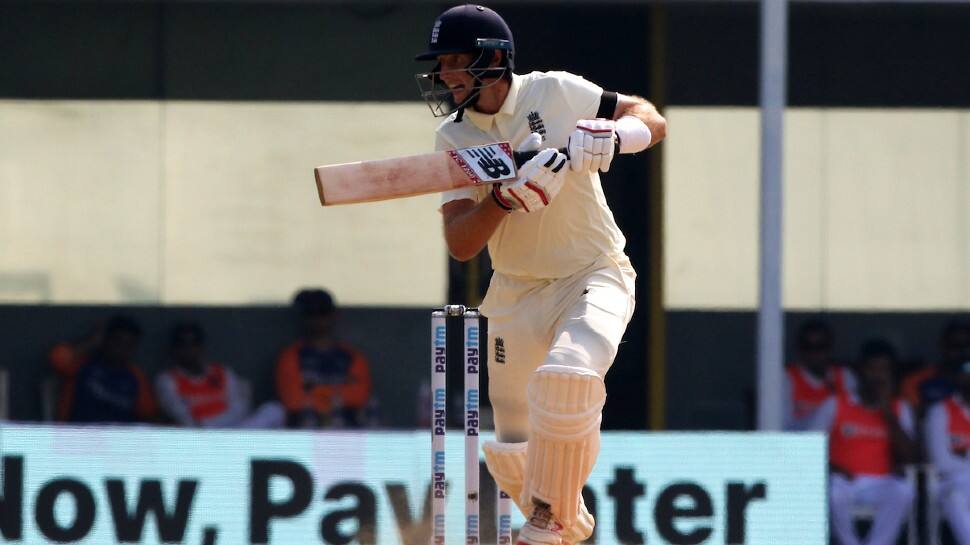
[21,291,970,544]
[786,319,970,545]
[46,288,378,431]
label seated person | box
[155,321,284,429]
[784,320,855,429]
[901,320,970,415]
[50,315,157,424]
[807,339,918,545]
[924,347,970,545]
[276,288,373,428]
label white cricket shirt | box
[437,71,627,280]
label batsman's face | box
[436,53,477,103]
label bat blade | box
[314,142,518,206]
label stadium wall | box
[2,1,969,430]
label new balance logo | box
[466,147,511,179]
[453,143,517,184]
[430,21,442,44]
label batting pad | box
[483,440,529,513]
[522,364,606,532]
[484,440,595,543]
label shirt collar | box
[464,72,520,132]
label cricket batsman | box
[415,4,666,544]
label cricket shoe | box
[516,500,565,545]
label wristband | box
[615,116,652,154]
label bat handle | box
[511,140,620,168]
[512,148,568,167]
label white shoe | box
[516,500,564,545]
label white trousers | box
[236,402,287,429]
[939,471,970,545]
[829,474,915,545]
[480,254,635,443]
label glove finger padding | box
[593,129,614,173]
[568,129,592,173]
[568,119,616,173]
[494,148,567,213]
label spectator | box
[924,346,970,545]
[784,320,855,429]
[49,315,157,424]
[276,289,373,428]
[901,320,970,414]
[808,339,918,545]
[155,321,285,429]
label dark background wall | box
[2,1,969,429]
[667,311,970,430]
[0,305,432,427]
[3,1,968,105]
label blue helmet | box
[415,5,515,117]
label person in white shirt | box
[415,5,666,545]
[155,321,284,429]
[783,320,857,430]
[806,339,918,545]
[925,353,970,545]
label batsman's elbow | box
[447,243,480,263]
[650,115,667,145]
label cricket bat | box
[314,142,546,206]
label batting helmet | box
[414,4,515,117]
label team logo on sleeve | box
[494,337,507,364]
[527,111,546,141]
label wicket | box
[431,305,512,545]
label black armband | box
[596,91,618,119]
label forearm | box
[614,96,666,149]
[442,198,507,262]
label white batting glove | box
[568,119,616,173]
[492,147,567,213]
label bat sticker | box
[449,143,517,184]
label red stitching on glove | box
[508,188,530,212]
[492,187,516,210]
[524,182,549,206]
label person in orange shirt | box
[275,289,374,428]
[901,320,970,415]
[925,350,970,545]
[156,321,284,429]
[784,320,856,430]
[808,339,918,545]
[49,315,157,424]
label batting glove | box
[492,148,568,213]
[568,119,616,173]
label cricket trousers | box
[480,252,635,443]
[829,474,915,545]
[939,471,970,545]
